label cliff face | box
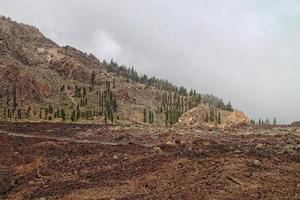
[0,17,91,100]
[0,63,50,101]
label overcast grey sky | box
[1,0,300,124]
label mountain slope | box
[0,16,248,126]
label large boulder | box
[177,104,250,128]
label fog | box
[1,0,300,124]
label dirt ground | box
[0,122,299,200]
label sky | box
[1,0,300,124]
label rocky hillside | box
[177,104,250,128]
[0,16,247,127]
[0,16,157,124]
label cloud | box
[86,29,122,61]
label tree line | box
[143,91,225,126]
[251,117,277,125]
[104,58,234,112]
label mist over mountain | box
[1,0,300,124]
[0,16,247,127]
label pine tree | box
[60,108,66,121]
[225,102,233,111]
[143,108,147,123]
[149,110,152,124]
[101,95,104,114]
[48,103,53,114]
[76,109,81,120]
[151,111,154,124]
[39,110,42,119]
[74,85,79,97]
[273,117,277,125]
[103,59,107,65]
[113,75,116,88]
[85,110,89,120]
[3,107,6,118]
[205,112,209,123]
[12,86,17,111]
[45,107,48,119]
[27,107,31,118]
[152,111,154,124]
[265,118,270,125]
[171,110,175,124]
[168,109,172,125]
[83,87,86,97]
[169,109,173,125]
[78,87,81,98]
[111,113,114,123]
[112,94,117,112]
[91,71,96,90]
[6,91,10,106]
[165,110,169,125]
[17,109,22,119]
[53,111,57,118]
[209,106,215,122]
[71,110,76,122]
[104,111,107,123]
[7,108,11,119]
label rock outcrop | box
[0,63,50,101]
[177,104,250,128]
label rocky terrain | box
[2,16,298,200]
[0,122,299,199]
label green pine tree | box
[273,117,277,125]
[60,108,66,121]
[71,110,76,122]
[113,75,116,88]
[143,108,147,123]
[218,112,221,124]
[91,71,96,90]
[83,87,86,97]
[165,110,169,125]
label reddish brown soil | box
[0,122,299,200]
